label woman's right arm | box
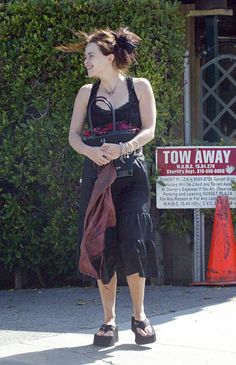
[68,85,92,156]
[68,85,112,166]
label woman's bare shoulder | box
[77,83,93,96]
[133,77,152,88]
[74,83,93,104]
[132,77,153,99]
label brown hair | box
[55,28,141,72]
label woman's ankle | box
[104,316,116,326]
[133,312,146,322]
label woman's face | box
[84,42,114,78]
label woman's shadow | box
[0,342,153,365]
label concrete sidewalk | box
[0,286,236,364]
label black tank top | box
[86,76,142,129]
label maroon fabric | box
[83,120,140,137]
[79,162,117,279]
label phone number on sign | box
[196,168,225,174]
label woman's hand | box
[100,143,121,160]
[86,146,114,166]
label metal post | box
[184,50,205,283]
[193,209,205,282]
[184,50,191,146]
[204,15,220,142]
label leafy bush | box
[0,0,185,288]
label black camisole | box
[86,76,142,129]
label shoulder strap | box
[126,76,133,92]
[126,76,139,103]
[87,80,101,106]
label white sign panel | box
[156,146,236,209]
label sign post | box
[194,209,205,282]
[156,146,236,282]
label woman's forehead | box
[85,42,99,55]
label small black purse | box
[83,96,138,178]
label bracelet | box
[119,142,133,163]
[119,143,123,159]
[131,140,139,151]
[127,141,134,153]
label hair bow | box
[112,33,136,54]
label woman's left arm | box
[100,78,156,159]
[131,77,156,148]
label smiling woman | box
[57,28,140,72]
[56,27,158,347]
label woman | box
[65,28,158,346]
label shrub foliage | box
[0,0,185,287]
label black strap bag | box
[83,96,139,178]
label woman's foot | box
[131,317,156,345]
[93,324,119,347]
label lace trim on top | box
[86,77,142,129]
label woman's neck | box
[99,72,125,95]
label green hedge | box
[0,0,185,288]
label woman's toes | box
[97,330,114,337]
[135,320,153,337]
[136,328,148,336]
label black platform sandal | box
[131,317,156,345]
[93,324,119,347]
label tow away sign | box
[156,146,236,209]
